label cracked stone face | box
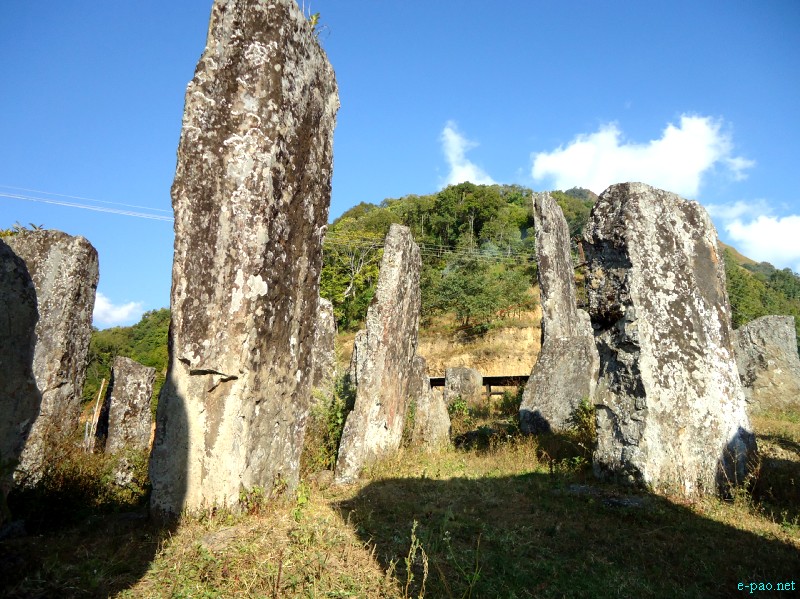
[334,224,421,484]
[584,182,756,497]
[148,0,339,515]
[443,367,483,408]
[410,356,451,450]
[520,191,598,434]
[309,297,337,407]
[0,239,39,504]
[96,356,156,454]
[733,315,800,415]
[5,230,98,487]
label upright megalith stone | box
[733,315,800,414]
[585,182,756,496]
[410,356,450,449]
[96,356,156,454]
[149,0,339,515]
[334,224,421,483]
[443,367,483,408]
[5,231,98,485]
[0,240,39,514]
[520,191,599,433]
[310,297,337,405]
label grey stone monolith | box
[96,356,156,454]
[5,231,98,486]
[733,315,800,414]
[0,239,40,516]
[149,0,339,515]
[410,356,450,449]
[310,297,337,406]
[585,182,756,496]
[334,224,421,483]
[443,367,483,408]
[520,191,599,433]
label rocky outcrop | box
[733,315,800,414]
[0,240,40,515]
[585,182,756,496]
[310,297,337,405]
[149,0,339,515]
[334,224,421,484]
[5,231,98,485]
[410,356,450,449]
[520,191,599,433]
[96,356,156,454]
[443,367,483,407]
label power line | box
[0,184,172,213]
[1,191,174,222]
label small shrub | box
[300,376,353,476]
[568,397,596,459]
[448,396,475,437]
[497,386,523,417]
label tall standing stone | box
[410,356,451,449]
[585,182,756,496]
[334,224,421,484]
[0,239,39,514]
[519,192,598,434]
[5,231,98,485]
[149,0,339,515]
[733,315,800,414]
[96,356,156,454]
[310,297,337,405]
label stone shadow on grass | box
[0,381,188,598]
[336,472,799,598]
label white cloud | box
[531,115,754,197]
[723,214,800,274]
[706,199,772,222]
[93,292,145,328]
[440,121,496,187]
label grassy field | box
[1,404,798,598]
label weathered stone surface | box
[410,356,450,449]
[334,224,421,483]
[443,367,483,407]
[96,356,156,454]
[310,297,337,405]
[5,231,98,485]
[733,315,800,414]
[149,0,339,515]
[0,240,40,513]
[520,191,599,433]
[585,182,756,496]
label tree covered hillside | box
[723,246,800,353]
[79,185,800,404]
[321,183,596,331]
[83,308,169,409]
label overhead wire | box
[1,184,535,262]
[0,190,174,222]
[0,185,173,213]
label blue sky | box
[2,1,799,327]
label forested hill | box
[321,183,596,330]
[722,243,800,351]
[82,183,800,404]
